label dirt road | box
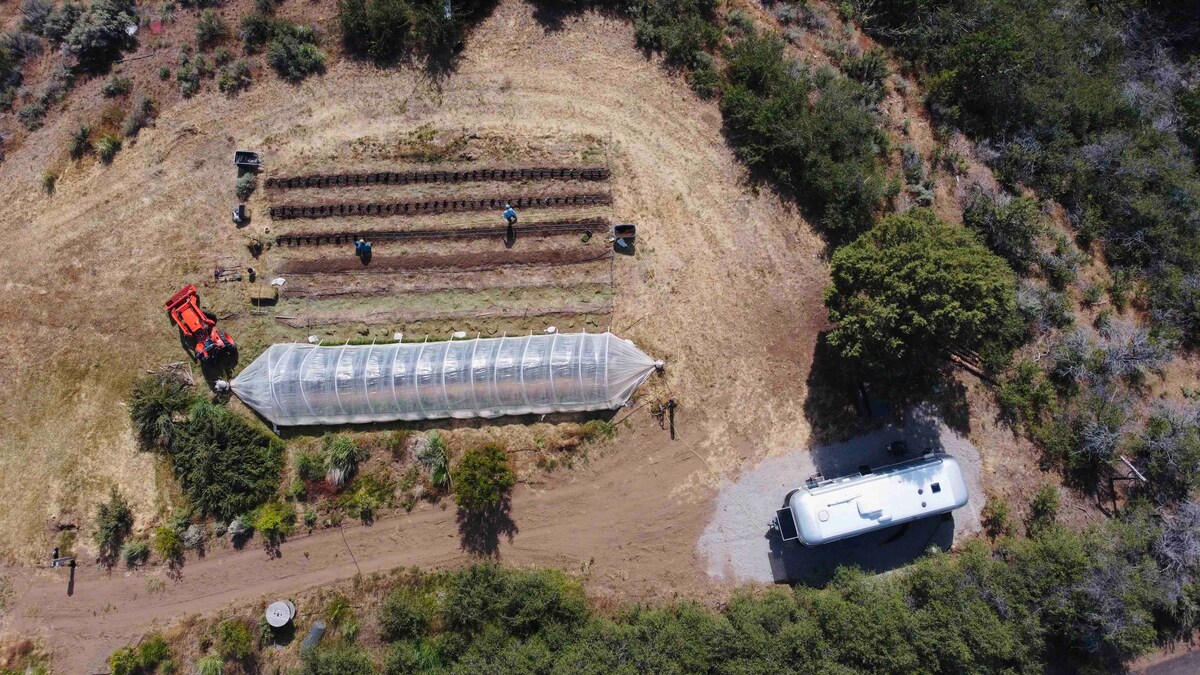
[9,421,716,673]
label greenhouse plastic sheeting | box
[231,332,659,426]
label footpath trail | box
[7,424,710,674]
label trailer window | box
[931,482,941,493]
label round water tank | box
[265,601,294,628]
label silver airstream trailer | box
[776,453,969,546]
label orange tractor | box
[165,284,235,362]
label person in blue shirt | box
[503,204,517,244]
[354,238,372,259]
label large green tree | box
[824,208,1019,381]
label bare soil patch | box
[277,247,612,275]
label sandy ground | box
[697,405,983,585]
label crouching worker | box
[354,237,372,264]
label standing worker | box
[503,203,517,244]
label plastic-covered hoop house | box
[231,332,659,427]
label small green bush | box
[299,644,374,675]
[253,501,294,548]
[579,419,616,443]
[94,133,122,163]
[266,31,324,82]
[981,494,1013,539]
[323,434,367,486]
[239,12,275,52]
[138,633,171,669]
[235,172,257,199]
[100,74,130,97]
[216,618,255,661]
[128,372,195,450]
[95,487,134,565]
[295,449,324,481]
[451,444,515,512]
[195,8,226,48]
[68,123,91,158]
[417,432,449,489]
[1027,484,1060,536]
[379,587,432,642]
[121,95,156,137]
[108,646,140,675]
[40,169,56,194]
[158,65,170,80]
[121,539,149,567]
[43,2,81,43]
[153,524,183,563]
[195,654,223,675]
[18,100,47,130]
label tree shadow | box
[803,331,973,445]
[456,496,517,557]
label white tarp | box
[231,332,658,426]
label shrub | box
[632,0,722,88]
[379,587,433,642]
[721,33,888,240]
[451,444,515,512]
[40,169,56,194]
[299,645,374,675]
[253,501,294,548]
[1,31,44,61]
[64,0,137,72]
[158,65,170,80]
[963,190,1044,275]
[121,539,148,567]
[195,654,223,675]
[337,0,417,63]
[235,172,256,199]
[138,633,171,669]
[239,12,276,52]
[997,359,1056,429]
[167,402,284,520]
[824,208,1020,386]
[43,1,82,43]
[128,372,194,450]
[1027,484,1060,536]
[121,95,156,137]
[842,47,888,104]
[216,618,255,661]
[18,100,47,130]
[323,434,366,487]
[21,0,53,35]
[579,419,617,443]
[266,31,324,82]
[94,133,121,163]
[152,524,183,563]
[417,431,449,489]
[981,494,1013,539]
[294,449,324,481]
[108,646,139,675]
[1130,404,1200,505]
[95,487,133,565]
[196,9,227,48]
[100,74,130,97]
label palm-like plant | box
[418,431,450,489]
[324,434,367,487]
